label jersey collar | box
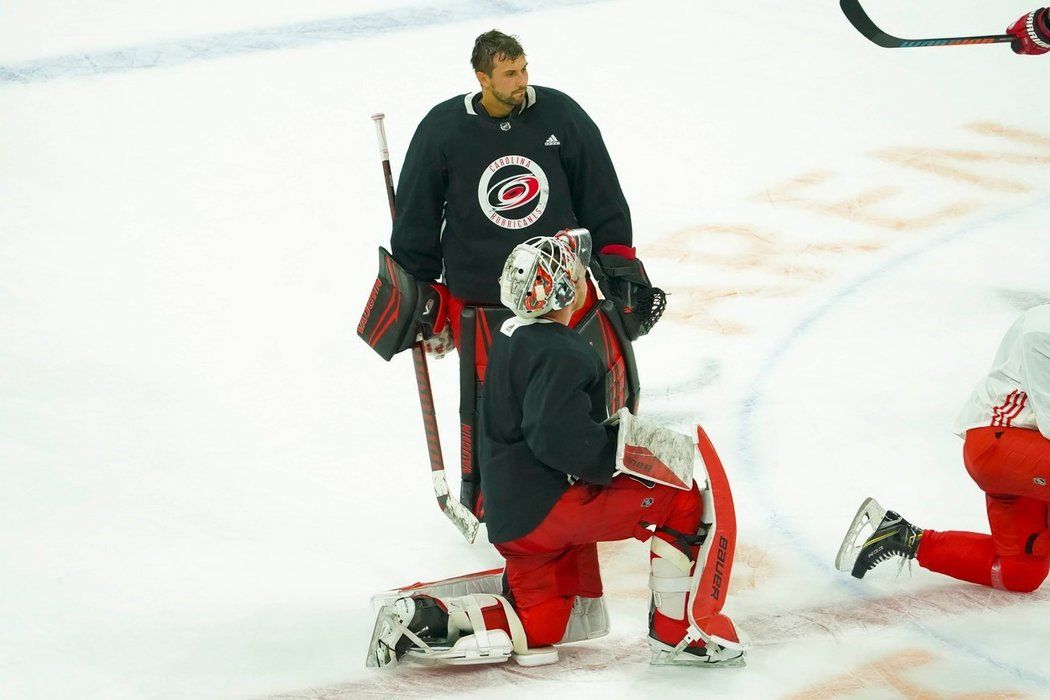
[463,86,537,117]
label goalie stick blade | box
[839,0,1013,48]
[834,497,887,573]
[441,492,480,543]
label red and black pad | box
[575,299,640,416]
[689,425,737,622]
[458,306,512,517]
[455,300,640,518]
[357,247,421,361]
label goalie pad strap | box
[490,594,531,656]
[442,593,533,657]
[651,537,692,573]
[648,574,692,593]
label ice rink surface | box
[3,1,1050,697]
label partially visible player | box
[1007,7,1050,55]
[367,233,744,669]
[837,304,1050,593]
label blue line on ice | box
[0,0,605,85]
[737,194,1050,688]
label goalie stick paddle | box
[370,113,480,543]
[839,0,1014,48]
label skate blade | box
[648,637,746,668]
[834,497,886,573]
[649,647,746,668]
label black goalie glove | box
[593,244,666,341]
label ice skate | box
[648,613,746,667]
[835,497,923,579]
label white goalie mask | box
[499,230,591,319]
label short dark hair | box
[471,30,525,75]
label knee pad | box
[994,555,1050,593]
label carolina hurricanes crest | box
[477,155,549,230]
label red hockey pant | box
[483,477,703,648]
[917,427,1050,592]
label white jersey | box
[954,303,1050,440]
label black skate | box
[835,497,923,579]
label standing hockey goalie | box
[367,233,746,668]
[837,303,1050,593]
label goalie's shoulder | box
[417,93,476,129]
[529,85,587,115]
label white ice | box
[3,1,1050,698]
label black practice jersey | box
[479,318,617,543]
[391,86,631,304]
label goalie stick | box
[370,112,480,543]
[839,0,1014,48]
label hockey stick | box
[371,113,480,544]
[840,0,1014,48]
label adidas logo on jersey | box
[544,134,561,146]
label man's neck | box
[544,307,573,326]
[479,92,515,119]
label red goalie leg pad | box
[694,613,741,644]
[688,426,737,625]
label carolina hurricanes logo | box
[478,155,549,229]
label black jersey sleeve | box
[559,97,632,250]
[519,348,616,485]
[390,112,448,282]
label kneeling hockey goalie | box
[367,232,747,668]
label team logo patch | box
[1035,477,1047,486]
[641,497,654,508]
[478,155,549,230]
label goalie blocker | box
[357,247,449,362]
